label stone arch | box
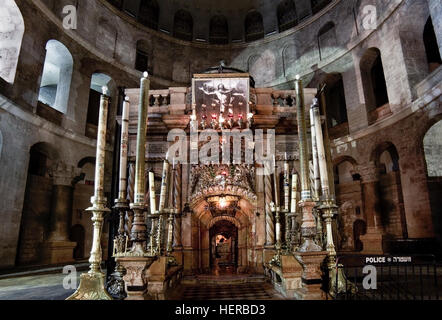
[424,16,441,73]
[38,40,73,114]
[208,216,242,229]
[318,21,337,60]
[322,73,348,131]
[173,9,193,41]
[334,156,358,185]
[135,39,152,73]
[245,10,264,42]
[277,0,298,32]
[371,142,407,238]
[360,47,390,115]
[85,72,115,138]
[138,0,159,30]
[423,119,442,241]
[209,15,229,45]
[0,0,24,84]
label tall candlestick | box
[149,171,156,214]
[118,96,130,200]
[67,86,112,300]
[158,155,170,212]
[310,105,321,201]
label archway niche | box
[38,40,73,114]
[85,73,115,139]
[245,10,264,42]
[0,0,24,84]
[373,143,407,239]
[423,17,442,73]
[277,0,298,32]
[360,48,390,122]
[173,9,193,41]
[209,220,238,273]
[16,142,60,266]
[209,15,229,45]
[334,158,363,252]
[424,120,442,242]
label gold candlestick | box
[67,87,112,300]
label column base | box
[146,256,183,300]
[116,256,156,300]
[41,241,77,265]
[263,246,276,264]
[294,250,328,300]
[360,230,384,254]
[265,254,303,299]
[66,272,112,300]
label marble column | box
[354,162,384,254]
[42,162,79,264]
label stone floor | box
[0,268,284,300]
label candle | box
[134,73,149,205]
[284,159,290,212]
[93,86,109,200]
[118,96,130,200]
[312,99,330,198]
[149,171,156,214]
[310,104,321,200]
[158,155,170,212]
[291,173,298,213]
[273,158,280,208]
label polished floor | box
[0,268,283,300]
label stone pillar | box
[42,162,78,264]
[264,163,276,262]
[428,0,442,60]
[355,162,384,254]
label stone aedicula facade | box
[0,0,440,275]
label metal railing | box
[331,254,441,300]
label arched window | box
[324,73,348,128]
[277,0,298,32]
[423,17,441,73]
[245,10,264,42]
[360,48,389,114]
[318,22,337,60]
[311,0,332,15]
[209,15,229,45]
[282,43,298,77]
[135,40,151,73]
[38,40,73,114]
[0,0,24,84]
[138,0,159,30]
[173,10,193,41]
[85,73,114,139]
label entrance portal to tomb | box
[209,220,238,274]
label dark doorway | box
[209,220,238,274]
[70,224,85,260]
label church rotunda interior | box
[0,0,441,301]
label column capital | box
[353,162,380,184]
[49,161,82,186]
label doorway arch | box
[209,220,238,274]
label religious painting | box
[192,73,250,130]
